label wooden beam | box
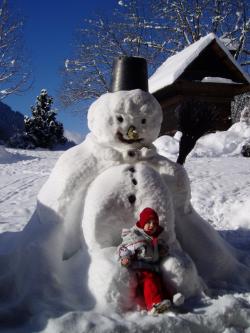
[177,80,249,96]
[153,80,250,103]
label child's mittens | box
[119,246,132,267]
[121,257,131,267]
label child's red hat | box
[136,208,164,235]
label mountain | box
[0,101,24,143]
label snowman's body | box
[38,90,190,257]
[82,161,205,311]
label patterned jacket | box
[118,226,168,272]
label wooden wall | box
[159,95,232,136]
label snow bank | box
[154,122,250,160]
[193,122,250,157]
[225,198,250,230]
[0,145,34,164]
[32,294,250,333]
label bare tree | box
[0,0,31,100]
[152,0,249,67]
[60,0,166,108]
[61,0,249,109]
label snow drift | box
[154,121,250,160]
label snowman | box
[37,57,204,310]
[37,56,250,310]
[0,57,250,320]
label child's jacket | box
[118,226,168,273]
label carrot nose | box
[127,126,139,140]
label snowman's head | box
[88,89,163,148]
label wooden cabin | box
[149,33,250,136]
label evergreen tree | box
[9,89,66,149]
[24,89,66,148]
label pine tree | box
[9,89,67,149]
[24,89,66,148]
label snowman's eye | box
[117,116,124,123]
[141,118,146,124]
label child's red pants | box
[137,270,164,311]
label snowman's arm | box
[158,157,191,215]
[38,140,98,217]
[36,141,99,260]
[173,163,192,214]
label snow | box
[201,77,242,84]
[0,89,8,95]
[64,129,84,144]
[154,121,250,160]
[220,37,239,51]
[240,106,250,125]
[0,147,61,232]
[65,59,69,70]
[149,33,250,94]
[0,89,250,332]
[0,124,250,332]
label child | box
[118,207,184,315]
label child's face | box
[143,219,157,235]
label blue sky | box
[5,0,117,140]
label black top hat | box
[110,56,148,92]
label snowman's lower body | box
[86,246,202,312]
[87,248,165,312]
[82,162,204,311]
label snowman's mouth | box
[116,131,143,144]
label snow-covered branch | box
[0,0,32,100]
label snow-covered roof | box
[149,33,250,94]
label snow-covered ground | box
[0,148,61,233]
[0,122,250,332]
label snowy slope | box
[0,122,250,332]
[0,148,61,232]
[0,102,24,143]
